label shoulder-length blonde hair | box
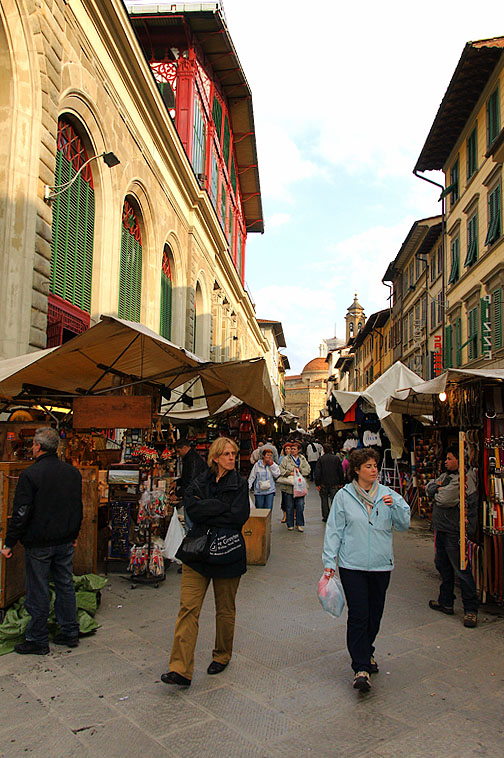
[207,436,239,474]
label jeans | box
[254,492,274,510]
[309,461,317,481]
[24,543,79,644]
[319,485,338,521]
[434,530,479,613]
[184,507,193,534]
[284,493,305,528]
[339,567,391,674]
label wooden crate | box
[242,509,271,566]
[0,462,31,609]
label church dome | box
[302,357,327,373]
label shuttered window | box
[212,96,223,142]
[160,247,173,340]
[464,213,478,267]
[448,238,459,285]
[492,288,502,350]
[192,96,206,177]
[237,234,243,280]
[487,87,500,147]
[223,115,230,168]
[455,317,462,367]
[450,158,459,206]
[468,306,478,360]
[444,325,453,368]
[467,126,478,179]
[221,183,227,227]
[50,119,95,312]
[210,151,218,208]
[229,203,234,252]
[118,200,142,321]
[230,155,237,196]
[485,184,501,246]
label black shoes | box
[53,634,79,648]
[14,640,50,655]
[370,656,379,674]
[161,671,191,686]
[207,661,228,675]
[429,600,454,615]
[353,671,371,692]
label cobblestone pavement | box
[1,487,504,757]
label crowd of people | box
[3,426,477,697]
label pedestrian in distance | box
[314,443,345,522]
[173,438,206,532]
[1,427,83,654]
[426,446,479,628]
[306,437,323,480]
[322,447,410,692]
[278,441,310,532]
[278,441,292,523]
[248,447,280,510]
[162,437,249,687]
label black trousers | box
[434,530,479,613]
[339,567,391,674]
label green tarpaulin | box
[0,573,107,655]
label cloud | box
[268,212,291,228]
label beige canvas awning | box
[0,316,277,417]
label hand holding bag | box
[276,475,294,486]
[317,573,345,617]
[293,468,308,497]
[162,507,185,563]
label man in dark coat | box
[174,438,206,532]
[314,443,344,522]
[1,427,82,654]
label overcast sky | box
[216,0,504,372]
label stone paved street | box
[1,487,504,757]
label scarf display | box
[352,480,379,511]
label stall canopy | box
[332,362,424,459]
[0,316,277,417]
[385,368,504,416]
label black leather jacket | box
[6,453,82,548]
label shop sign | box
[433,334,443,376]
[73,396,152,429]
[363,430,381,447]
[481,295,492,360]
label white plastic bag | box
[293,468,308,497]
[317,573,345,617]
[162,508,185,563]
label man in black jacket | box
[1,427,82,654]
[314,443,344,522]
[174,438,206,532]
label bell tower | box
[345,293,366,344]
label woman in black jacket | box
[161,437,249,687]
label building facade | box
[415,38,504,371]
[284,357,328,431]
[0,0,269,367]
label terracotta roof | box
[285,374,302,381]
[302,357,327,373]
[415,38,504,172]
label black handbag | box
[175,527,212,563]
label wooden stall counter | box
[242,508,271,566]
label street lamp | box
[44,151,120,202]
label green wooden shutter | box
[492,288,502,350]
[455,317,462,367]
[464,214,478,267]
[230,155,237,196]
[444,325,453,368]
[448,238,459,284]
[212,96,223,142]
[118,201,142,322]
[222,115,230,168]
[192,96,206,177]
[468,306,478,360]
[487,87,500,146]
[229,204,233,252]
[160,273,172,340]
[50,142,95,312]
[210,151,218,208]
[221,184,227,227]
[237,234,242,280]
[450,158,459,205]
[485,185,501,246]
[467,127,477,179]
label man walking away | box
[306,438,323,481]
[426,446,479,628]
[174,438,206,532]
[314,444,344,521]
[1,427,82,654]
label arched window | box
[193,282,203,354]
[349,322,354,337]
[160,244,173,340]
[118,199,142,321]
[50,118,95,312]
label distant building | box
[284,357,327,431]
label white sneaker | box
[296,525,304,532]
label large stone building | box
[0,1,270,367]
[284,356,328,431]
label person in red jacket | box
[1,427,82,655]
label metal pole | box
[459,431,466,570]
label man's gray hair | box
[34,427,60,453]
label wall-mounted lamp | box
[439,392,447,402]
[44,151,120,203]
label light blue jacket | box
[322,482,410,572]
[248,460,280,495]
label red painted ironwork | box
[151,61,178,92]
[162,249,172,281]
[122,200,142,244]
[47,293,90,347]
[57,119,94,187]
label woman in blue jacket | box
[322,448,410,692]
[248,447,280,509]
